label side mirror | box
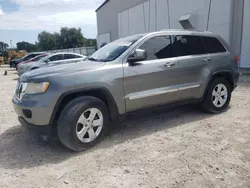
[128,49,147,65]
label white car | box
[18,52,87,76]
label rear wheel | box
[57,96,109,151]
[201,78,232,113]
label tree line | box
[16,27,97,52]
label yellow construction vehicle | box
[0,42,27,65]
[0,42,8,65]
[8,49,27,62]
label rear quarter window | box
[64,54,82,59]
[201,37,226,53]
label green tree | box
[85,39,97,47]
[60,27,85,48]
[36,27,96,51]
[16,41,37,52]
[37,31,57,51]
[54,32,61,49]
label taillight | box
[234,56,239,64]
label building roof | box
[95,0,109,12]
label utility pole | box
[10,40,12,48]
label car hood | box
[20,61,105,82]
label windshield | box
[38,54,52,62]
[22,54,31,61]
[33,54,48,61]
[88,34,144,62]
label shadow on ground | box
[0,105,216,170]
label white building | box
[96,0,249,68]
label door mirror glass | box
[128,49,147,65]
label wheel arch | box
[31,67,39,70]
[49,87,120,126]
[203,70,234,99]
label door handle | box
[164,62,175,67]
[204,58,212,63]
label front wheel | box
[201,78,232,113]
[57,96,109,151]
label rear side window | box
[201,37,226,53]
[139,36,173,60]
[64,54,82,59]
[172,35,206,57]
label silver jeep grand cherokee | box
[13,30,239,151]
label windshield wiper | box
[87,57,99,62]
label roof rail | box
[160,29,213,33]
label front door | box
[123,35,179,112]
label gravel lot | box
[0,67,250,188]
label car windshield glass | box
[38,54,52,62]
[22,54,31,61]
[88,35,144,62]
[33,55,47,61]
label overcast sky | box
[0,0,104,47]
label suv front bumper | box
[18,116,52,135]
[12,95,55,126]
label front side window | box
[139,36,173,60]
[201,37,226,53]
[172,35,206,57]
[88,34,144,62]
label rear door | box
[201,36,228,67]
[172,35,210,100]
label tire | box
[201,77,232,113]
[57,96,109,151]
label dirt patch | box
[0,69,250,188]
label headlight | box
[25,82,50,94]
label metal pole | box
[206,0,212,31]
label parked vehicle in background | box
[17,54,49,68]
[17,52,87,75]
[10,52,45,68]
[13,30,239,151]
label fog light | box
[23,109,32,119]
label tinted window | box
[172,35,206,57]
[23,54,34,61]
[64,54,81,60]
[139,36,173,60]
[31,54,39,58]
[201,37,226,53]
[33,55,47,61]
[49,54,63,62]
